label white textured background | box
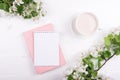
[0,0,120,80]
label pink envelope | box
[23,24,66,74]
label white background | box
[0,0,120,80]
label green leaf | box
[104,37,111,49]
[104,51,111,59]
[31,11,38,17]
[98,51,111,59]
[98,51,103,55]
[98,51,106,60]
[88,54,94,59]
[97,56,103,69]
[115,35,120,43]
[104,34,115,49]
[86,66,91,71]
[16,5,24,15]
[88,62,94,69]
[82,58,88,65]
[97,57,103,68]
[114,49,120,55]
[91,71,97,78]
[24,15,32,19]
[67,74,74,80]
[86,74,92,78]
[80,72,86,78]
[98,60,101,69]
[0,3,9,12]
[22,0,33,4]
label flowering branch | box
[0,0,46,19]
[65,30,120,80]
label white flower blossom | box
[73,72,79,79]
[14,0,24,6]
[64,68,74,75]
[9,5,17,12]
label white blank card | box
[34,32,59,66]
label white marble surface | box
[0,0,120,80]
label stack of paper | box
[23,24,66,74]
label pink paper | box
[23,24,66,74]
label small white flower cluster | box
[0,0,45,19]
[9,0,24,13]
[14,0,24,6]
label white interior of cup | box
[74,13,98,36]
